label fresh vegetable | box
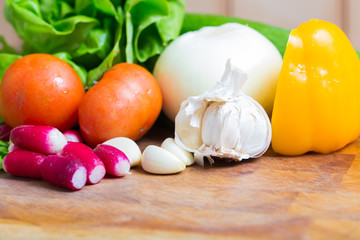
[0,54,21,81]
[271,19,360,155]
[10,125,68,155]
[0,36,21,81]
[63,129,83,143]
[0,140,9,170]
[2,0,185,86]
[94,144,131,177]
[141,145,186,174]
[161,138,194,166]
[54,52,88,86]
[61,142,106,184]
[8,143,21,153]
[78,63,162,147]
[0,124,12,141]
[181,13,291,57]
[153,23,282,121]
[102,137,142,167]
[182,14,358,57]
[3,150,45,178]
[1,54,85,131]
[175,60,271,165]
[0,36,17,54]
[41,155,87,190]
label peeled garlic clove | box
[175,59,271,165]
[102,137,142,167]
[141,145,186,174]
[161,138,195,166]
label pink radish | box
[10,125,67,155]
[94,144,131,177]
[63,129,82,142]
[0,124,12,141]
[3,150,45,178]
[41,155,87,190]
[61,142,106,184]
[8,143,22,153]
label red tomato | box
[78,63,162,147]
[0,54,85,131]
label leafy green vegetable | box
[124,0,185,63]
[86,2,124,86]
[1,0,185,87]
[0,140,9,170]
[5,0,99,55]
[0,36,21,81]
[0,36,18,54]
[54,52,88,85]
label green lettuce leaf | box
[5,0,99,55]
[124,0,185,63]
[0,36,18,54]
[2,0,185,87]
[87,6,124,87]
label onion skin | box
[153,23,283,121]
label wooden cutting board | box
[1,120,360,240]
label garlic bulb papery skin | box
[153,23,283,121]
[174,60,271,166]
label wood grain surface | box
[1,119,360,240]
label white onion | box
[153,23,283,121]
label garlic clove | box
[161,138,195,166]
[102,137,142,167]
[237,96,272,157]
[141,145,186,174]
[175,100,207,150]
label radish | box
[61,142,106,184]
[0,124,12,141]
[10,125,67,155]
[8,143,22,153]
[41,155,87,190]
[3,150,45,178]
[63,129,82,142]
[94,144,131,177]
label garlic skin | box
[175,60,271,165]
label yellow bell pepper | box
[271,19,360,155]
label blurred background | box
[1,0,359,50]
[185,0,360,49]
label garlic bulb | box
[174,60,271,165]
